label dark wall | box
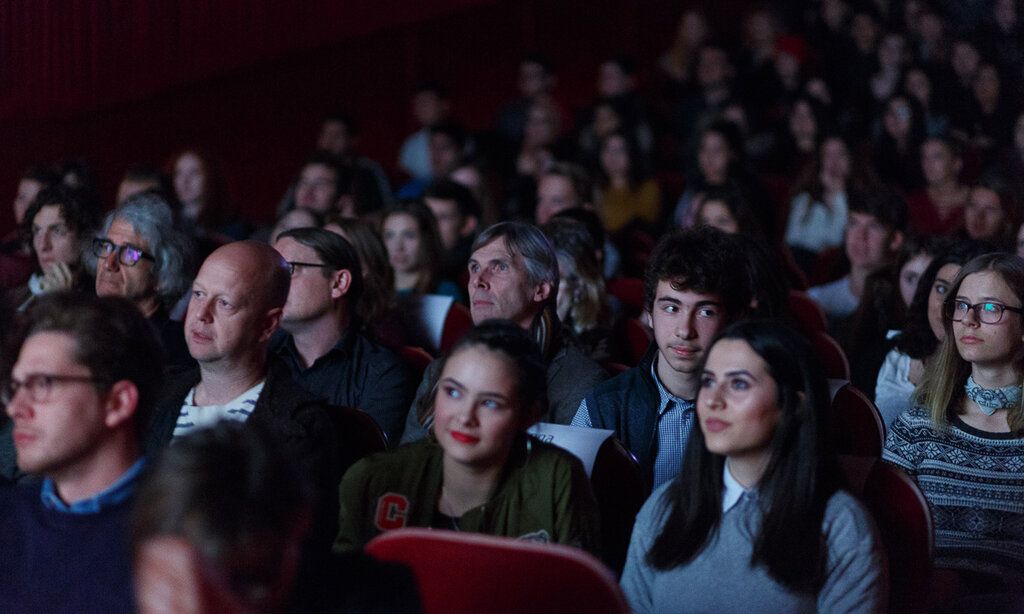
[1,0,743,233]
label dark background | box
[0,0,750,234]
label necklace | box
[965,375,1022,416]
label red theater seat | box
[366,528,630,614]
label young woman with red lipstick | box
[621,321,886,613]
[884,253,1024,593]
[334,320,598,552]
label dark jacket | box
[270,326,415,445]
[582,345,660,479]
[149,306,196,372]
[145,360,340,553]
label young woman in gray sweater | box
[621,321,887,613]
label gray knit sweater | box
[620,480,887,613]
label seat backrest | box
[398,345,434,380]
[395,293,454,354]
[787,290,828,337]
[812,331,851,380]
[829,381,885,457]
[591,437,648,576]
[440,302,473,354]
[331,405,389,476]
[366,528,630,614]
[614,317,651,367]
[606,277,645,318]
[860,461,934,614]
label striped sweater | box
[882,407,1024,585]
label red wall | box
[1,0,743,233]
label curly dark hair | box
[643,226,754,319]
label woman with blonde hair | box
[884,252,1024,593]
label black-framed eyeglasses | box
[286,261,329,277]
[1,373,107,406]
[92,238,155,267]
[943,299,1024,324]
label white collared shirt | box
[721,461,756,513]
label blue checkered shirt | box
[571,360,695,489]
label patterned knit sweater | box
[882,407,1024,585]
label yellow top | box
[597,179,662,233]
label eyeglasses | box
[1,373,106,405]
[92,238,155,267]
[286,261,329,277]
[943,299,1024,324]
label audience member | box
[963,177,1017,250]
[673,121,773,237]
[871,94,927,192]
[271,228,414,444]
[323,216,407,349]
[875,239,992,426]
[785,136,855,271]
[402,221,607,441]
[143,241,339,554]
[90,192,194,369]
[9,186,98,312]
[657,9,710,87]
[423,179,480,281]
[541,216,611,362]
[884,253,1024,594]
[133,422,419,613]
[594,131,661,233]
[398,82,451,182]
[0,292,164,612]
[289,150,347,217]
[621,321,886,612]
[335,320,599,551]
[116,164,169,207]
[495,53,561,146]
[316,111,393,211]
[381,201,462,300]
[906,136,969,236]
[572,227,754,489]
[807,188,907,323]
[168,147,250,245]
[2,167,57,289]
[270,207,323,244]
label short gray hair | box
[472,221,559,296]
[89,192,192,305]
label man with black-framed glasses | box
[0,292,164,611]
[92,193,194,369]
[271,228,414,445]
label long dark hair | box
[646,320,840,594]
[897,239,994,359]
[380,200,445,294]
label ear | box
[531,280,553,304]
[888,230,905,253]
[330,269,353,300]
[103,380,139,429]
[459,216,478,238]
[644,309,653,329]
[258,307,283,344]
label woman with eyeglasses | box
[884,252,1024,595]
[8,186,98,313]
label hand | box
[38,262,74,293]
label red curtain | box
[0,0,490,120]
[0,0,723,232]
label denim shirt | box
[40,457,146,515]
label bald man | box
[143,241,340,552]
